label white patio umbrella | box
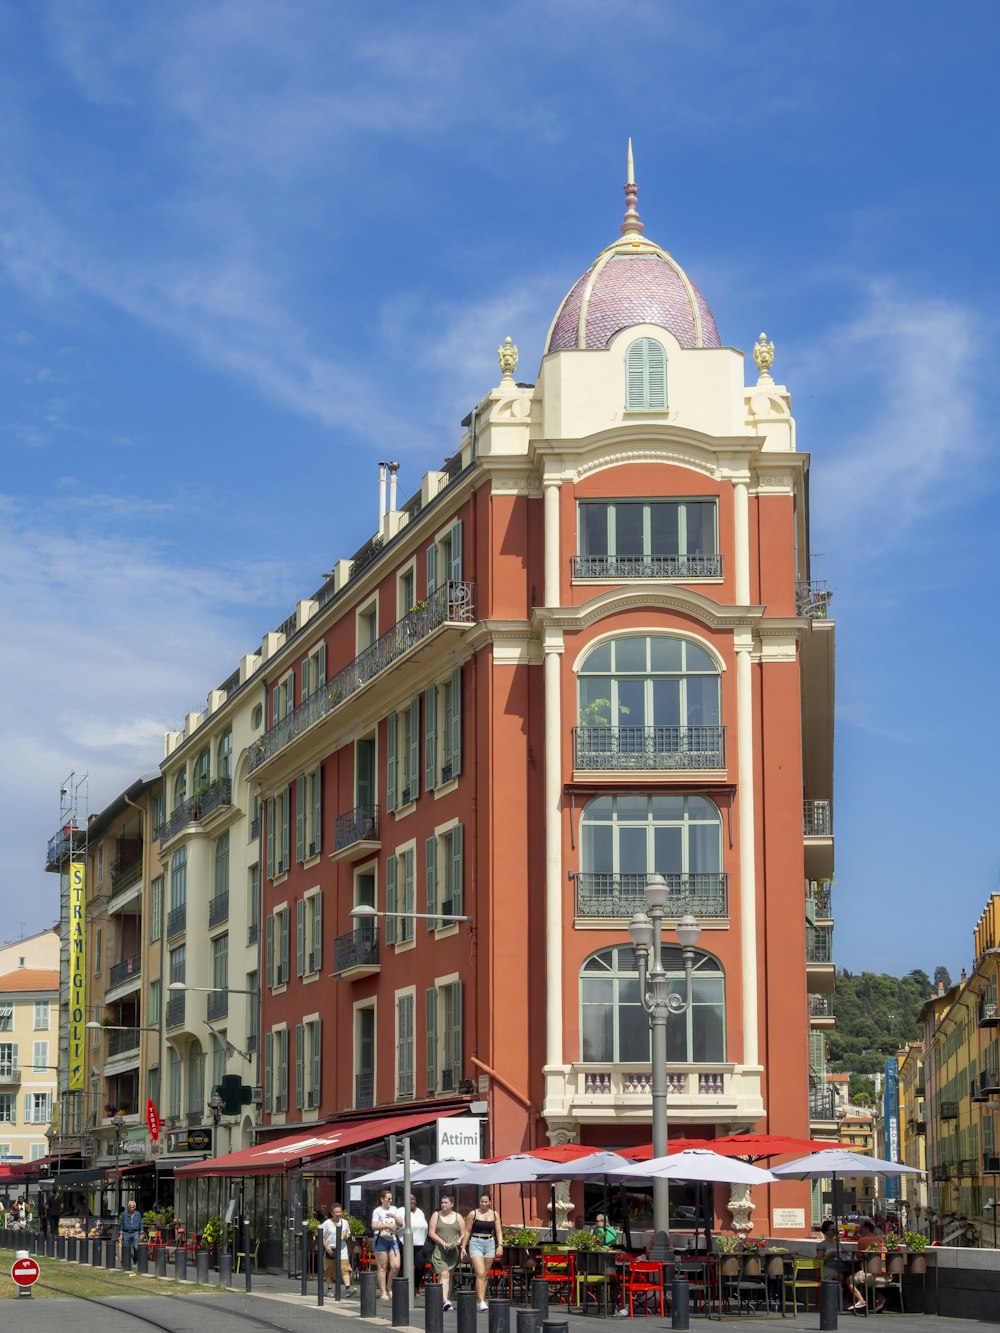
[614,1148,778,1185]
[351,1159,477,1187]
[529,1151,634,1180]
[447,1155,545,1186]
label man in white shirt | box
[408,1194,430,1296]
[321,1203,353,1294]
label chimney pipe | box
[378,462,387,523]
[387,461,399,513]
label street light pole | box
[628,875,701,1263]
[111,1111,126,1234]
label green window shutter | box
[646,341,667,408]
[317,642,326,684]
[402,850,414,942]
[626,339,646,408]
[425,987,438,1094]
[451,823,464,917]
[296,899,305,977]
[264,1031,274,1112]
[449,667,462,778]
[278,1030,288,1112]
[449,979,464,1085]
[626,338,666,410]
[295,776,306,861]
[311,1019,322,1107]
[279,909,289,984]
[386,713,398,813]
[385,855,398,945]
[425,836,437,930]
[266,798,275,878]
[280,788,290,870]
[295,1023,304,1110]
[301,658,311,700]
[265,914,274,989]
[449,520,463,584]
[424,686,438,791]
[312,893,323,972]
[426,542,438,597]
[311,765,322,855]
[407,697,420,801]
[271,684,280,726]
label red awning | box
[174,1107,463,1179]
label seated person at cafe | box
[591,1213,618,1245]
[816,1219,867,1312]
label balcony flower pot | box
[765,1254,786,1278]
[887,1252,905,1275]
[908,1253,927,1275]
[864,1253,882,1276]
[742,1256,761,1276]
[719,1256,739,1277]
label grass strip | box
[0,1246,226,1300]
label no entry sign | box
[12,1255,40,1287]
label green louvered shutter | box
[449,667,462,778]
[264,1031,274,1112]
[426,543,437,597]
[451,823,464,917]
[295,775,306,861]
[301,658,311,700]
[311,765,322,855]
[449,521,463,585]
[425,836,437,930]
[386,713,398,813]
[266,798,275,878]
[311,1019,322,1107]
[626,338,667,410]
[317,642,326,685]
[296,899,305,977]
[449,979,464,1088]
[265,914,274,989]
[279,909,289,984]
[280,787,290,870]
[402,850,415,942]
[425,987,438,1094]
[312,892,323,972]
[295,1023,304,1110]
[385,855,397,945]
[424,685,438,791]
[407,697,420,802]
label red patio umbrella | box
[709,1134,855,1162]
[622,1138,711,1161]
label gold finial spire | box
[752,332,775,384]
[498,335,518,382]
[621,138,643,239]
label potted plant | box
[883,1231,905,1275]
[765,1243,788,1277]
[715,1232,740,1276]
[104,1103,117,1115]
[740,1235,764,1275]
[903,1230,928,1274]
[201,1215,223,1266]
[564,1227,606,1250]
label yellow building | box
[896,1041,928,1222]
[0,958,60,1169]
[839,1110,875,1212]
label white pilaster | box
[734,479,750,605]
[543,480,561,608]
[736,636,758,1066]
[543,634,564,1067]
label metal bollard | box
[196,1249,209,1284]
[489,1298,511,1333]
[220,1252,233,1286]
[392,1274,410,1326]
[541,1321,568,1333]
[105,1238,116,1269]
[56,1235,65,1259]
[425,1280,445,1333]
[155,1245,167,1279]
[301,1231,309,1296]
[820,1278,839,1331]
[121,1241,132,1272]
[456,1290,477,1333]
[360,1269,378,1317]
[66,1237,77,1262]
[317,1233,324,1308]
[175,1248,187,1281]
[137,1243,148,1275]
[516,1311,541,1333]
[92,1237,103,1267]
[671,1276,690,1330]
[531,1278,549,1321]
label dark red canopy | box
[709,1134,854,1161]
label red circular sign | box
[11,1257,40,1287]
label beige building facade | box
[0,955,60,1169]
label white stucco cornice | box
[533,586,765,636]
[530,427,761,485]
[465,621,544,665]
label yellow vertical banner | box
[68,862,86,1091]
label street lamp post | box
[111,1111,126,1233]
[628,874,701,1263]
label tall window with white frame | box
[385,850,415,945]
[576,498,719,578]
[425,980,464,1095]
[169,847,188,935]
[424,668,462,792]
[425,825,464,929]
[217,727,233,782]
[33,1001,49,1031]
[396,992,415,1099]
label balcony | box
[796,580,832,619]
[806,879,833,919]
[165,995,185,1030]
[332,805,381,862]
[167,904,187,939]
[547,1062,763,1124]
[208,892,229,928]
[809,1089,837,1123]
[333,928,380,980]
[939,1100,958,1119]
[158,778,233,844]
[110,857,143,899]
[355,1071,374,1109]
[980,1067,1000,1095]
[572,724,726,773]
[806,926,833,962]
[0,1065,22,1085]
[248,580,477,774]
[971,1076,989,1103]
[250,816,261,840]
[108,953,141,989]
[207,990,228,1021]
[45,823,86,871]
[574,872,728,921]
[572,553,723,580]
[957,1158,976,1178]
[247,922,259,945]
[106,1028,140,1058]
[809,994,835,1027]
[803,800,832,837]
[979,997,1000,1027]
[931,1164,952,1183]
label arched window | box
[577,794,726,918]
[193,746,211,793]
[625,337,667,410]
[217,728,233,782]
[172,770,187,811]
[576,635,723,769]
[580,944,725,1063]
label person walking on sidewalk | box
[322,1203,354,1295]
[428,1194,465,1311]
[462,1193,503,1313]
[120,1199,142,1262]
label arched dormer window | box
[217,727,233,782]
[172,770,187,811]
[580,944,725,1062]
[625,337,667,410]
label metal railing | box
[574,872,728,920]
[573,724,726,771]
[807,879,833,917]
[980,1067,1000,1094]
[939,1101,958,1119]
[208,892,229,928]
[809,1089,837,1120]
[45,824,86,869]
[803,800,832,837]
[809,994,834,1018]
[796,580,832,618]
[979,997,999,1026]
[350,534,384,579]
[167,904,186,938]
[572,553,723,579]
[355,1071,374,1108]
[108,953,141,988]
[107,1028,140,1057]
[334,928,379,974]
[207,990,228,1020]
[110,858,143,895]
[158,779,233,842]
[248,580,476,773]
[0,1065,23,1084]
[247,922,259,945]
[165,995,185,1029]
[334,805,380,853]
[250,816,261,840]
[806,926,833,963]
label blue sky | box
[1,1,996,983]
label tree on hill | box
[827,969,932,1072]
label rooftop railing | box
[572,553,723,579]
[248,581,476,773]
[574,872,728,920]
[573,724,726,772]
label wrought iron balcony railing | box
[248,581,476,773]
[939,1100,958,1119]
[110,858,143,895]
[250,816,261,840]
[167,904,187,938]
[335,805,380,854]
[208,892,229,928]
[158,779,233,842]
[247,922,259,945]
[979,997,999,1027]
[572,553,723,580]
[806,879,833,917]
[803,800,832,837]
[796,580,832,618]
[806,927,833,963]
[809,1089,837,1120]
[809,994,834,1018]
[107,1028,141,1057]
[355,1071,374,1109]
[108,953,141,988]
[573,724,726,771]
[0,1065,23,1084]
[574,872,728,920]
[207,990,228,1021]
[333,927,379,975]
[165,995,185,1029]
[980,1067,1000,1094]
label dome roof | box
[545,150,721,354]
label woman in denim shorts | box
[462,1193,503,1311]
[371,1189,401,1301]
